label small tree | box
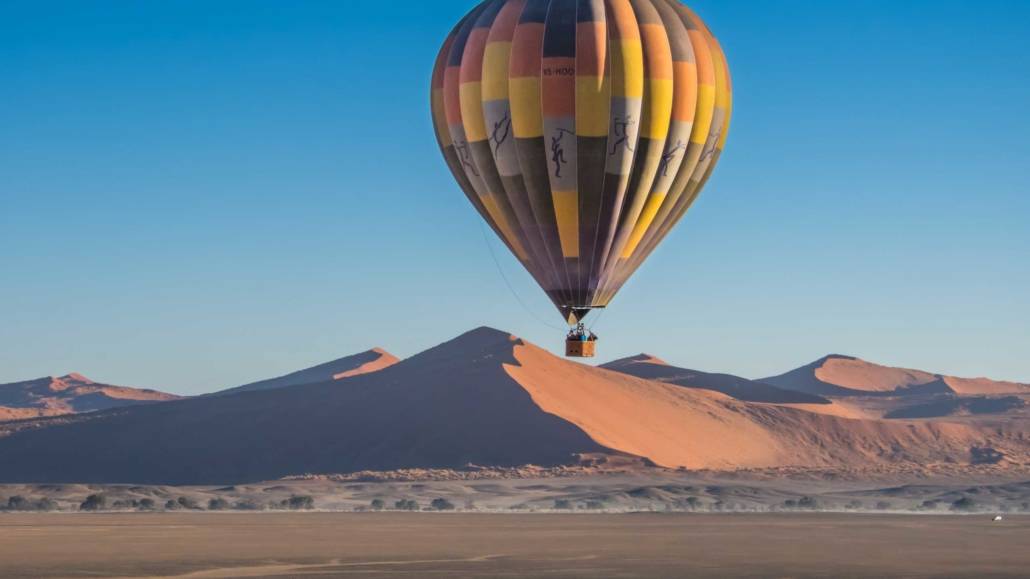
[394,499,419,511]
[951,497,977,512]
[165,499,180,510]
[370,499,385,511]
[208,498,230,511]
[177,496,200,510]
[7,496,30,511]
[430,498,455,511]
[233,500,263,511]
[553,499,572,510]
[797,497,819,510]
[138,498,156,511]
[80,494,107,512]
[283,495,314,510]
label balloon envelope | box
[432,0,731,324]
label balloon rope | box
[587,306,606,333]
[479,222,568,332]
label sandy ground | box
[0,513,1027,578]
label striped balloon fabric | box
[432,0,731,325]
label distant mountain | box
[0,373,180,421]
[762,355,1030,397]
[602,354,830,405]
[0,328,1023,485]
[213,348,398,396]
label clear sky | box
[2,0,1028,395]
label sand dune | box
[213,348,398,396]
[0,328,1024,484]
[603,354,830,404]
[0,373,180,421]
[508,342,1011,470]
[0,329,604,484]
[763,355,1030,397]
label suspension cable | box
[479,222,568,332]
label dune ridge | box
[603,354,831,405]
[0,373,180,419]
[763,355,1030,397]
[506,342,1014,470]
[0,328,1025,484]
[213,348,399,396]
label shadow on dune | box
[603,355,831,405]
[0,328,605,485]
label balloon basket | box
[565,339,597,358]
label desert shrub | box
[845,500,864,510]
[282,495,314,510]
[34,498,58,511]
[208,498,230,511]
[553,499,572,510]
[6,496,57,512]
[951,497,977,512]
[165,500,180,510]
[685,496,701,509]
[80,494,107,512]
[233,500,263,511]
[177,496,201,510]
[797,497,819,510]
[1022,502,1030,512]
[138,498,156,511]
[394,499,419,511]
[875,501,892,511]
[585,500,605,511]
[430,498,455,511]
[370,499,385,511]
[919,500,940,511]
[783,499,797,509]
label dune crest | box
[764,355,1030,397]
[0,327,1025,484]
[602,354,830,405]
[213,348,399,396]
[0,374,180,420]
[507,342,1013,470]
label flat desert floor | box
[0,513,1027,578]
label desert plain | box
[0,512,1028,578]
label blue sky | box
[2,0,1028,395]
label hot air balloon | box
[431,0,732,357]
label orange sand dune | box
[764,355,1030,397]
[507,342,1001,470]
[213,348,399,396]
[0,373,180,420]
[0,328,1024,484]
[603,354,831,405]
